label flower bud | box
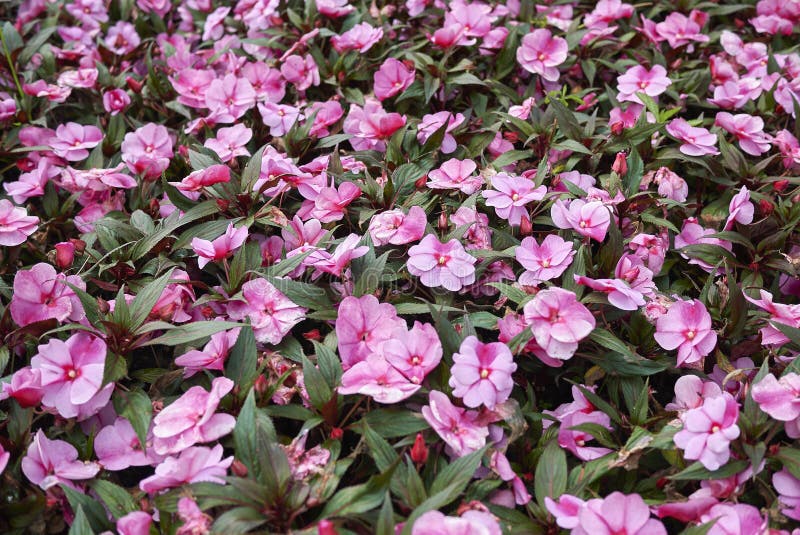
[330,427,344,440]
[415,174,428,189]
[254,374,269,395]
[318,520,338,535]
[125,76,143,93]
[231,459,248,477]
[612,152,628,176]
[410,433,428,465]
[54,241,75,269]
[519,214,532,236]
[758,198,774,216]
[438,211,449,232]
[773,179,790,193]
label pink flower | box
[316,0,355,18]
[368,205,426,246]
[516,29,568,82]
[95,417,154,471]
[427,158,482,194]
[421,390,489,457]
[508,96,536,120]
[177,498,212,535]
[674,218,733,272]
[407,234,477,291]
[674,392,740,471]
[628,232,668,274]
[715,112,772,156]
[121,123,174,179]
[743,289,800,347]
[0,366,43,407]
[175,328,240,377]
[202,7,229,41]
[559,409,613,460]
[551,199,611,242]
[204,124,252,162]
[0,199,38,246]
[50,122,103,161]
[257,102,302,137]
[172,68,215,109]
[102,88,131,115]
[191,223,248,269]
[666,118,720,156]
[282,431,331,479]
[451,206,492,250]
[280,54,320,91]
[751,373,800,438]
[417,112,465,153]
[545,494,587,529]
[522,287,595,361]
[335,294,405,369]
[307,233,369,279]
[774,469,800,521]
[4,159,57,203]
[306,100,343,137]
[574,274,647,311]
[331,22,384,53]
[117,511,153,535]
[105,21,140,55]
[482,173,546,225]
[21,431,100,490]
[299,181,362,223]
[412,510,501,535]
[171,164,231,193]
[139,445,233,494]
[152,377,236,455]
[649,166,688,202]
[339,353,421,403]
[515,235,574,285]
[666,374,722,412]
[343,99,406,152]
[12,264,85,327]
[724,186,754,230]
[700,503,766,535]
[226,279,306,344]
[449,336,516,409]
[374,58,415,100]
[205,74,256,123]
[383,321,442,384]
[616,65,672,104]
[32,333,111,419]
[655,11,710,49]
[572,492,667,535]
[654,299,717,366]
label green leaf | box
[129,268,175,330]
[112,388,153,452]
[212,507,267,533]
[313,341,342,389]
[69,506,95,535]
[65,282,102,328]
[377,493,395,535]
[589,328,639,358]
[364,424,399,472]
[776,447,800,480]
[534,440,567,508]
[429,447,486,497]
[89,480,138,520]
[320,462,398,518]
[226,327,258,395]
[142,321,243,346]
[669,460,749,481]
[492,150,534,168]
[62,486,110,532]
[130,201,219,260]
[302,355,333,410]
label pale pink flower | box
[551,199,611,242]
[368,205,426,246]
[152,377,236,455]
[553,171,597,193]
[584,0,634,29]
[204,124,252,162]
[666,375,722,412]
[335,294,405,369]
[316,0,355,18]
[24,80,71,103]
[175,328,240,377]
[751,373,800,438]
[280,54,320,91]
[331,22,384,53]
[574,274,646,311]
[383,321,442,384]
[205,74,256,122]
[57,68,98,89]
[451,206,492,250]
[750,15,793,35]
[515,235,575,284]
[417,112,465,153]
[482,173,546,225]
[715,112,772,156]
[616,65,672,104]
[4,159,57,203]
[137,0,171,16]
[105,21,141,55]
[407,234,477,291]
[655,11,710,49]
[11,263,85,326]
[724,186,754,230]
[427,158,482,194]
[608,103,643,135]
[412,510,501,535]
[21,431,100,490]
[699,503,766,535]
[307,233,369,279]
[508,97,536,120]
[628,232,668,274]
[674,218,733,272]
[171,164,231,193]
[774,469,800,521]
[339,353,421,403]
[522,287,595,361]
[226,278,306,344]
[674,392,740,471]
[202,7,229,41]
[95,417,154,471]
[0,199,38,246]
[343,99,406,152]
[450,336,516,409]
[374,58,415,100]
[121,123,174,179]
[0,367,43,408]
[117,511,153,535]
[650,167,688,202]
[241,63,285,103]
[140,444,233,494]
[654,299,717,366]
[666,118,719,156]
[102,88,131,115]
[516,29,568,82]
[307,100,344,138]
[191,223,249,269]
[743,289,800,347]
[572,492,667,535]
[176,498,212,535]
[421,390,489,457]
[171,68,215,109]
[559,409,613,461]
[50,122,103,161]
[545,494,587,530]
[299,181,362,223]
[257,102,302,137]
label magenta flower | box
[0,444,8,476]
[751,373,800,438]
[95,417,154,471]
[139,445,233,494]
[374,58,415,101]
[0,199,38,246]
[226,279,306,345]
[50,122,103,161]
[449,336,516,409]
[172,164,231,193]
[421,390,489,457]
[774,469,800,521]
[121,123,174,179]
[204,124,252,162]
[482,173,546,226]
[674,392,740,471]
[0,366,43,408]
[407,234,477,291]
[515,235,575,284]
[516,29,568,82]
[416,112,465,154]
[21,431,100,490]
[307,233,369,279]
[427,158,482,195]
[331,22,384,54]
[102,88,131,115]
[175,328,240,377]
[335,294,405,369]
[522,287,596,361]
[724,186,754,230]
[343,99,406,152]
[368,205,426,246]
[572,492,667,535]
[666,118,720,156]
[383,321,442,384]
[191,223,249,269]
[616,65,672,104]
[654,299,717,367]
[31,333,109,419]
[152,377,236,455]
[551,199,611,242]
[714,112,772,156]
[339,353,421,404]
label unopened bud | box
[330,427,344,440]
[773,179,789,193]
[438,211,449,232]
[519,214,532,236]
[410,433,428,465]
[54,242,75,269]
[303,329,323,341]
[758,198,774,215]
[415,174,428,189]
[125,76,143,93]
[231,459,248,477]
[318,519,338,535]
[254,374,268,395]
[612,152,628,175]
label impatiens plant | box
[3,0,800,533]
